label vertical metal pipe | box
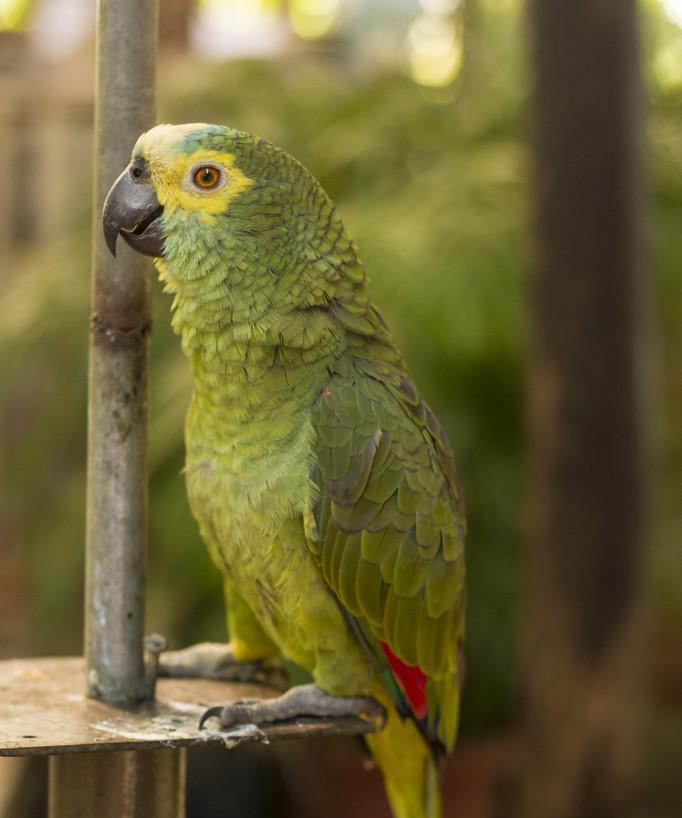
[85,0,158,705]
[51,1,185,815]
[48,750,187,818]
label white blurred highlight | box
[407,10,463,88]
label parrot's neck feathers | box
[155,246,381,426]
[154,185,394,427]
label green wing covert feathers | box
[310,310,466,751]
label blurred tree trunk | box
[525,2,647,818]
[159,0,193,52]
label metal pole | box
[85,0,157,707]
[54,0,186,815]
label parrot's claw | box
[198,683,386,731]
[157,642,288,688]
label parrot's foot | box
[198,683,386,730]
[157,642,288,688]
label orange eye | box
[193,165,222,190]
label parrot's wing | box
[309,346,466,751]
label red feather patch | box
[380,641,428,719]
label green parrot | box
[103,123,466,818]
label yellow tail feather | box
[366,699,441,818]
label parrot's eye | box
[193,165,222,190]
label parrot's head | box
[103,122,304,260]
[103,123,252,260]
[103,122,363,322]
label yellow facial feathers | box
[134,124,254,219]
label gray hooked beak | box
[102,161,164,258]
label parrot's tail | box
[366,699,441,818]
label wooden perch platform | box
[0,657,377,757]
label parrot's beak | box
[102,163,164,258]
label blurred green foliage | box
[1,3,680,740]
